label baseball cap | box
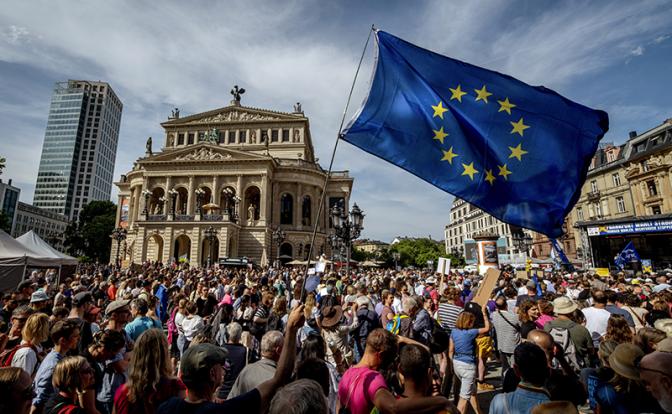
[73,292,94,306]
[180,343,228,384]
[105,299,131,316]
[30,290,49,303]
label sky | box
[1,0,671,243]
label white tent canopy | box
[0,229,55,292]
[15,230,77,265]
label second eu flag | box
[342,30,609,238]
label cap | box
[553,296,578,315]
[30,290,49,303]
[463,279,472,287]
[180,343,228,382]
[105,299,131,315]
[73,292,93,306]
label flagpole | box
[299,25,376,301]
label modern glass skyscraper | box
[33,80,122,221]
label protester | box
[0,366,34,414]
[43,356,95,414]
[228,330,284,398]
[269,379,328,414]
[10,312,49,376]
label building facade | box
[354,239,389,256]
[11,202,69,251]
[0,178,20,234]
[33,80,123,221]
[572,119,672,269]
[112,97,353,266]
[444,198,531,265]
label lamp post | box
[168,189,178,217]
[272,227,286,268]
[110,227,127,268]
[195,188,205,215]
[330,202,364,277]
[204,226,217,268]
[141,190,152,217]
[392,251,400,270]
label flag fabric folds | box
[614,241,641,270]
[342,30,609,237]
[551,239,574,272]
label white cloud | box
[630,45,645,56]
[2,25,30,44]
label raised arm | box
[478,303,491,335]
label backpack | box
[0,343,37,367]
[429,319,450,354]
[386,314,409,334]
[548,323,582,371]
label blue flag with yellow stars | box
[342,30,609,238]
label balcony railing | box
[587,190,601,201]
[175,214,195,221]
[147,214,167,221]
[202,214,224,221]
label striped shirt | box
[437,303,462,331]
[491,310,521,354]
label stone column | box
[165,177,172,215]
[237,175,243,222]
[187,176,195,215]
[296,183,302,227]
[260,174,268,224]
[212,176,219,204]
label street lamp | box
[195,188,205,215]
[110,227,127,268]
[330,202,364,276]
[204,226,217,268]
[392,251,400,270]
[272,227,286,268]
[168,189,178,216]
[141,190,152,216]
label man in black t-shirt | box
[157,304,305,414]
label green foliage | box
[64,201,116,263]
[0,211,11,233]
[351,247,369,262]
[389,238,444,268]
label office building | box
[0,178,21,234]
[33,80,122,221]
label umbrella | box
[361,260,380,267]
[287,259,307,265]
[201,203,220,211]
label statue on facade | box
[247,204,256,224]
[293,129,301,142]
[230,85,245,103]
[293,102,302,113]
[249,129,256,144]
[145,137,152,156]
[170,107,180,119]
[206,128,219,144]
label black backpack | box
[429,319,450,354]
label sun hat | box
[30,290,49,303]
[320,305,343,328]
[552,296,578,315]
[654,319,672,337]
[608,343,644,380]
[656,337,672,353]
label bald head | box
[640,352,672,412]
[527,329,554,365]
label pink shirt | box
[338,365,388,414]
[535,314,555,330]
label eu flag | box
[342,31,609,237]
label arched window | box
[280,193,293,225]
[245,186,261,221]
[302,195,311,226]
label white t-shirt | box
[11,341,41,375]
[582,306,611,346]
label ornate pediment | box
[162,104,303,127]
[175,147,232,161]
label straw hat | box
[608,343,644,380]
[654,319,672,337]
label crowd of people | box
[0,261,671,414]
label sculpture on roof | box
[145,137,152,156]
[230,85,245,103]
[293,102,302,113]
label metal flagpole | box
[300,25,376,301]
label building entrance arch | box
[173,234,191,263]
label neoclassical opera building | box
[111,92,353,266]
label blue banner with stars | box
[342,30,609,238]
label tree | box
[64,201,116,262]
[0,211,11,233]
[389,238,444,268]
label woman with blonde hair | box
[113,329,185,414]
[43,356,95,414]
[11,313,49,376]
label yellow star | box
[431,101,448,119]
[508,143,528,161]
[474,85,492,103]
[433,127,449,144]
[441,146,458,164]
[461,162,479,180]
[510,117,530,136]
[485,169,496,185]
[497,97,516,115]
[498,164,512,180]
[449,84,467,102]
